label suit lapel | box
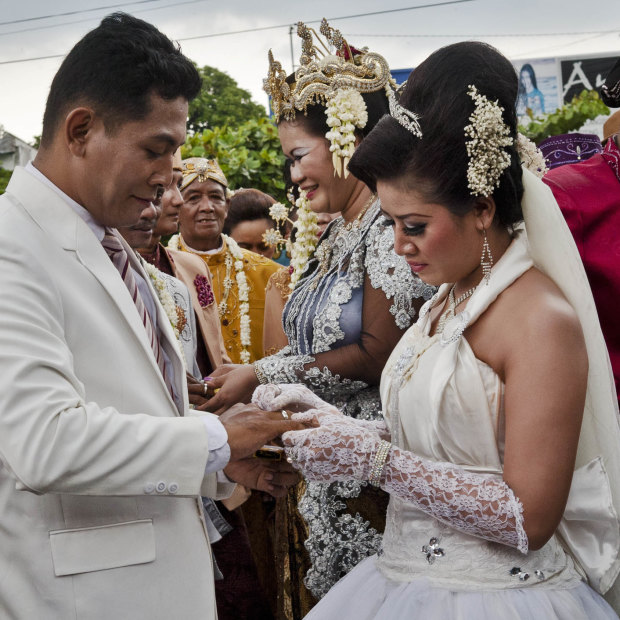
[7,167,185,414]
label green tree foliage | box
[183,117,286,202]
[519,90,610,144]
[0,167,12,195]
[188,65,267,133]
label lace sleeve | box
[363,216,435,330]
[283,416,528,554]
[383,446,528,553]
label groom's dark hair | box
[40,12,201,147]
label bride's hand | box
[282,412,384,483]
[252,383,338,414]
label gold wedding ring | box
[203,382,208,395]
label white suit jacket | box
[0,167,233,619]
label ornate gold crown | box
[264,18,395,122]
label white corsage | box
[517,133,548,178]
[142,259,187,369]
[464,85,514,197]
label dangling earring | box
[481,229,493,285]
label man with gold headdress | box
[168,158,280,364]
[137,150,230,378]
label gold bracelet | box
[254,362,268,385]
[369,440,391,487]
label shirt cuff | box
[200,413,231,474]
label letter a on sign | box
[563,61,593,97]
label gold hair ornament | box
[264,19,412,176]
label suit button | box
[168,482,179,494]
[144,482,156,494]
[156,481,167,493]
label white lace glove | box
[284,412,385,481]
[252,383,337,414]
[283,416,528,553]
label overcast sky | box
[0,0,617,142]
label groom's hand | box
[224,458,299,497]
[219,403,316,461]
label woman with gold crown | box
[203,20,434,618]
[259,41,620,618]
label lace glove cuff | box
[254,353,315,384]
[283,412,386,482]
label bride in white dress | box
[255,42,620,618]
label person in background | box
[224,188,279,259]
[126,179,273,620]
[118,196,202,378]
[204,20,434,618]
[543,63,620,404]
[168,158,280,364]
[137,149,230,378]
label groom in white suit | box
[0,13,303,620]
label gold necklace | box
[311,193,376,288]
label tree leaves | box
[187,65,267,134]
[183,117,286,202]
[519,90,610,144]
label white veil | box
[521,168,620,606]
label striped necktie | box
[101,229,174,398]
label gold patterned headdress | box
[264,19,394,122]
[264,19,420,176]
[180,157,228,191]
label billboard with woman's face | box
[514,57,559,121]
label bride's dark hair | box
[348,41,524,228]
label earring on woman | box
[481,229,493,285]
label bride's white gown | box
[304,230,619,619]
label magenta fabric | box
[543,138,620,403]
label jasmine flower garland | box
[141,258,187,370]
[325,89,368,178]
[167,233,253,364]
[289,190,319,290]
[263,195,319,291]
